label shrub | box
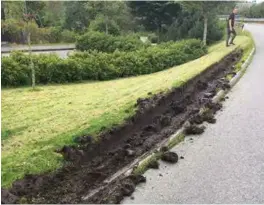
[1,19,77,44]
[88,15,121,36]
[76,31,146,52]
[1,19,27,43]
[49,27,63,43]
[1,52,31,86]
[61,30,78,43]
[1,39,207,86]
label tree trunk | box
[203,15,208,46]
[27,30,35,89]
[105,15,109,35]
[1,2,5,21]
[104,1,109,35]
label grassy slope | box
[1,36,251,187]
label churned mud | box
[1,50,242,204]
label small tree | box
[23,11,36,88]
[181,1,233,45]
[85,1,131,35]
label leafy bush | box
[76,31,147,52]
[161,14,224,44]
[1,19,77,44]
[126,32,159,44]
[1,52,31,86]
[2,39,207,86]
[61,30,78,43]
[88,15,121,36]
[1,19,28,43]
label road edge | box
[1,45,76,53]
[81,45,256,201]
[126,46,256,176]
[81,46,256,201]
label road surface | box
[1,44,75,58]
[1,43,75,53]
[123,24,264,204]
[1,50,72,59]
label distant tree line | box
[1,1,237,45]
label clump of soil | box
[189,114,204,124]
[74,135,93,144]
[217,78,231,90]
[190,109,216,125]
[161,152,179,163]
[202,110,216,124]
[205,101,223,113]
[92,174,146,204]
[147,160,159,169]
[197,81,208,90]
[1,189,19,204]
[185,124,206,135]
[160,115,172,127]
[160,146,169,152]
[55,145,84,161]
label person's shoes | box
[226,44,229,47]
[230,42,235,45]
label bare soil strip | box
[1,50,242,204]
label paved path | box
[123,24,264,204]
[1,44,75,53]
[1,50,72,59]
[1,44,75,58]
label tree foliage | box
[63,1,89,32]
[128,1,181,40]
[180,1,234,45]
[240,2,264,18]
[2,0,229,45]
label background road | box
[123,24,264,204]
[1,50,72,58]
[1,44,75,58]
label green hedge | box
[1,39,207,86]
[76,31,147,52]
[1,19,78,44]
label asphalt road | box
[1,43,75,52]
[1,50,72,59]
[1,44,75,58]
[123,24,264,204]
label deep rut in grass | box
[1,50,242,204]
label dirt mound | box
[185,124,206,135]
[2,50,242,204]
[1,189,19,204]
[147,160,159,169]
[161,152,179,163]
[88,174,146,204]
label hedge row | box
[76,31,147,52]
[1,39,207,86]
[1,19,77,44]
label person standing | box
[226,8,238,47]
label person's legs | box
[226,28,231,46]
[230,29,237,44]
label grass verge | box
[1,36,251,188]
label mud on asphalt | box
[1,50,242,204]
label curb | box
[128,46,256,176]
[81,46,256,201]
[213,47,255,103]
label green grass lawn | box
[1,36,252,188]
